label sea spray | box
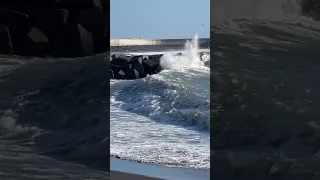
[160,34,204,70]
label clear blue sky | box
[110,0,210,39]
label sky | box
[110,0,210,39]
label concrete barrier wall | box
[110,39,161,46]
[110,38,210,47]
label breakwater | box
[110,52,210,80]
[110,54,163,80]
[0,0,109,57]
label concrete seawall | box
[110,38,210,47]
[110,38,210,52]
[110,39,161,46]
[0,0,109,58]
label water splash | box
[160,34,204,70]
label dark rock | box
[112,57,136,79]
[0,0,109,57]
[14,35,37,56]
[110,57,136,79]
[128,56,145,78]
[0,6,29,51]
[142,59,160,77]
[30,9,82,57]
[123,67,136,80]
[110,55,156,80]
[149,54,162,62]
[77,23,94,56]
[110,64,123,79]
[26,27,50,56]
[73,8,108,55]
[0,24,12,54]
[142,55,163,77]
[14,31,50,57]
[28,26,49,44]
[110,55,131,67]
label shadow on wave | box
[0,53,110,172]
[211,22,320,179]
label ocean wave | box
[110,67,210,170]
[0,53,110,171]
[111,35,210,130]
[211,1,320,179]
[111,68,210,130]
